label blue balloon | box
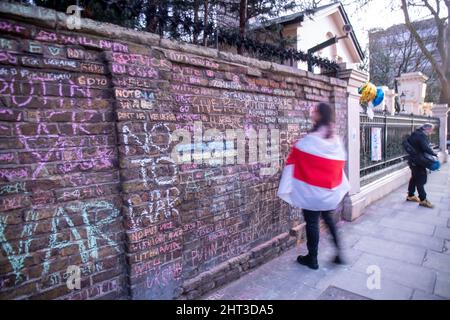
[430,161,440,171]
[372,87,385,107]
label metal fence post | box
[383,113,388,162]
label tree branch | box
[445,1,450,73]
[422,0,446,63]
[401,0,447,86]
[202,0,210,46]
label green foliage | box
[34,0,142,28]
[14,0,333,68]
[25,0,313,43]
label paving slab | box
[412,290,444,300]
[317,286,371,300]
[353,236,426,265]
[423,250,450,273]
[378,227,444,252]
[351,253,436,293]
[378,218,435,236]
[434,272,450,299]
[314,268,414,300]
[201,162,450,300]
[435,226,450,240]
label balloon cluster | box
[358,82,385,119]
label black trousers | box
[302,209,340,259]
[408,165,427,201]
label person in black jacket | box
[406,123,437,208]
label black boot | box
[297,254,319,270]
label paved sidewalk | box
[203,163,450,300]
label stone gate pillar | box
[337,64,368,195]
[432,104,449,163]
[337,64,368,221]
[382,86,396,115]
[396,72,428,115]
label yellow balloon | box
[360,82,377,104]
[367,84,377,100]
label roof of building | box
[249,1,365,61]
[369,17,438,36]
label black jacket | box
[407,128,437,167]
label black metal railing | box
[360,113,440,179]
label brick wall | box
[0,3,348,300]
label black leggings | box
[302,209,340,258]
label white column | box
[337,63,368,195]
[396,72,428,115]
[382,86,396,115]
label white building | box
[249,2,365,73]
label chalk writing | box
[167,51,219,69]
[0,216,37,282]
[43,200,121,274]
[146,261,183,289]
[112,53,171,69]
[0,167,28,181]
[0,21,27,35]
[115,89,155,100]
[0,182,26,195]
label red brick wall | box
[0,3,348,300]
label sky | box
[342,0,436,47]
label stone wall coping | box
[0,1,346,87]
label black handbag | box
[403,135,434,168]
[402,137,417,156]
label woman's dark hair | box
[310,103,335,139]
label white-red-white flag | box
[277,133,350,211]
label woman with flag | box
[278,103,350,270]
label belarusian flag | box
[277,133,350,211]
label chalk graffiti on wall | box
[120,122,181,230]
[12,124,115,181]
[43,200,121,274]
[0,66,93,109]
[0,7,345,300]
[0,182,26,196]
[145,260,182,289]
[0,215,36,282]
[121,122,171,155]
[0,24,124,296]
[0,200,120,283]
[125,187,180,229]
[49,261,103,287]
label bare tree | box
[400,0,449,106]
[203,0,210,45]
[358,44,370,73]
[350,0,449,107]
[369,20,439,100]
[238,0,248,53]
[193,0,201,44]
